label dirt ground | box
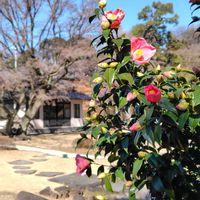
[13,132,95,155]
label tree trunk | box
[20,91,45,135]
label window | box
[44,101,71,120]
[74,104,81,118]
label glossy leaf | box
[132,159,143,178]
[103,175,113,192]
[104,68,115,87]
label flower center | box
[134,49,144,59]
[107,13,117,21]
[149,90,156,94]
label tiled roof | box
[68,91,91,100]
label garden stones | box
[16,191,48,200]
[9,160,33,165]
[14,170,37,175]
[36,172,64,177]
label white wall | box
[70,100,84,127]
[0,100,85,131]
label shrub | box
[77,1,200,199]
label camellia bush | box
[76,0,200,199]
[189,0,200,33]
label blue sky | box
[106,0,192,32]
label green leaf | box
[115,167,124,181]
[129,192,136,200]
[89,15,96,23]
[129,179,146,197]
[121,137,129,153]
[154,125,162,144]
[132,159,143,178]
[93,83,102,97]
[192,86,200,107]
[113,38,123,50]
[163,111,178,124]
[91,125,106,139]
[144,106,154,121]
[102,29,110,41]
[95,8,100,18]
[158,97,177,114]
[118,56,131,69]
[118,73,134,85]
[103,175,113,192]
[108,154,118,163]
[189,117,200,132]
[151,176,164,192]
[104,68,115,87]
[97,165,104,175]
[178,110,189,130]
[86,167,92,177]
[119,97,127,109]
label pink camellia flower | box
[126,91,137,102]
[144,84,161,103]
[192,67,200,74]
[176,100,189,111]
[101,9,125,29]
[129,121,143,132]
[131,37,156,64]
[75,154,91,175]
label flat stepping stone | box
[13,166,31,170]
[16,191,48,200]
[39,187,59,199]
[36,172,64,177]
[14,170,37,175]
[30,158,48,162]
[49,173,100,187]
[9,160,33,165]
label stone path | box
[0,149,150,200]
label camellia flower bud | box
[156,74,165,82]
[91,113,98,120]
[181,92,187,99]
[89,100,96,107]
[138,151,147,158]
[137,72,144,77]
[125,181,133,188]
[97,172,106,179]
[84,117,91,122]
[98,62,109,68]
[156,64,161,72]
[98,0,107,9]
[176,64,181,72]
[129,121,143,132]
[176,100,189,111]
[126,91,137,102]
[101,127,108,134]
[109,62,118,68]
[95,195,106,200]
[92,77,103,84]
[168,92,175,99]
[163,71,176,79]
[101,20,110,30]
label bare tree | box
[0,0,72,57]
[66,0,99,40]
[0,37,97,136]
